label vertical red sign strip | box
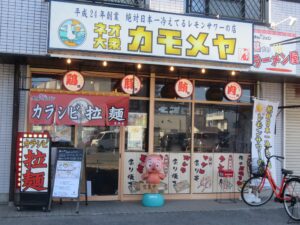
[16,132,50,193]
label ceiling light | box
[170,66,175,72]
[201,68,206,74]
[66,58,71,64]
[103,61,107,67]
[137,64,142,69]
[231,71,236,76]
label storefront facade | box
[0,0,299,203]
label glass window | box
[188,0,267,23]
[193,104,252,153]
[125,100,149,152]
[32,74,149,96]
[155,78,192,100]
[31,75,62,89]
[32,125,75,147]
[194,81,253,103]
[154,101,192,152]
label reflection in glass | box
[83,126,120,196]
[31,75,62,89]
[126,100,149,152]
[194,104,252,153]
[155,78,192,100]
[154,102,192,152]
[32,74,149,96]
[194,81,253,103]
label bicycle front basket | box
[251,160,265,176]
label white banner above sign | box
[49,1,253,65]
[250,29,298,75]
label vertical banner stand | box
[48,148,86,214]
[15,132,51,211]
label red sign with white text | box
[29,92,129,126]
[16,133,50,192]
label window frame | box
[186,0,269,24]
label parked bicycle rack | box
[216,169,236,203]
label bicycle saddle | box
[282,168,293,175]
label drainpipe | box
[8,62,20,204]
[256,81,261,98]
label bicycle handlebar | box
[264,146,285,161]
[269,155,284,160]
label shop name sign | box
[49,1,253,65]
[250,29,299,75]
[29,92,129,126]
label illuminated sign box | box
[48,1,253,65]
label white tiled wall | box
[0,64,14,202]
[0,0,48,55]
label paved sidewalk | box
[0,199,282,218]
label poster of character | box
[192,153,214,193]
[123,152,169,194]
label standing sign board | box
[15,132,51,211]
[49,148,84,213]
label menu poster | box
[52,148,84,198]
[127,126,143,151]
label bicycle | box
[241,146,300,221]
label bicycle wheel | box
[241,176,273,206]
[283,178,300,221]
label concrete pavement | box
[0,199,294,225]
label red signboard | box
[218,169,234,178]
[16,132,50,192]
[29,92,129,126]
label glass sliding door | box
[80,126,120,196]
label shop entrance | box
[78,126,121,198]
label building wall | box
[284,84,300,175]
[0,64,14,202]
[0,0,299,202]
[271,0,300,74]
[271,0,300,175]
[0,0,48,55]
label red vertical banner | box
[29,92,129,126]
